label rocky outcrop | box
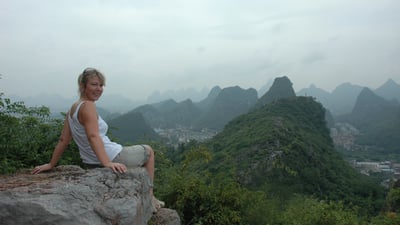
[0,165,180,225]
[149,208,181,225]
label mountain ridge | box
[8,78,399,117]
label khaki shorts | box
[113,145,150,168]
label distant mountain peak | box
[384,78,397,86]
[209,85,222,94]
[358,87,377,100]
[297,83,330,95]
[254,76,296,108]
[375,78,400,102]
[333,82,362,91]
[351,87,392,116]
[296,84,331,109]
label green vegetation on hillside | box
[207,97,384,211]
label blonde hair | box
[78,68,106,96]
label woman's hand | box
[104,162,127,174]
[31,163,53,174]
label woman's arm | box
[31,115,72,174]
[79,101,111,165]
[79,101,126,173]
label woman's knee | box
[143,145,154,156]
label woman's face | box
[82,76,104,101]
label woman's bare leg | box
[143,145,164,212]
[143,145,155,195]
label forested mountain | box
[107,111,161,144]
[206,96,383,208]
[336,88,400,152]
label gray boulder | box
[0,165,179,225]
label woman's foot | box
[152,196,165,213]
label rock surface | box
[149,208,181,225]
[0,165,179,225]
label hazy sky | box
[1,0,399,101]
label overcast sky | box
[1,0,399,101]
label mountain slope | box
[207,96,382,205]
[195,86,222,111]
[107,111,160,144]
[351,87,398,125]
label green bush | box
[0,93,81,174]
[157,145,246,225]
[280,196,361,225]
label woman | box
[31,67,164,212]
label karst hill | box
[206,92,383,209]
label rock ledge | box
[0,165,179,225]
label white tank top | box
[67,101,122,164]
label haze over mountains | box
[8,78,400,118]
[335,87,400,152]
[104,76,399,152]
[297,79,400,116]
